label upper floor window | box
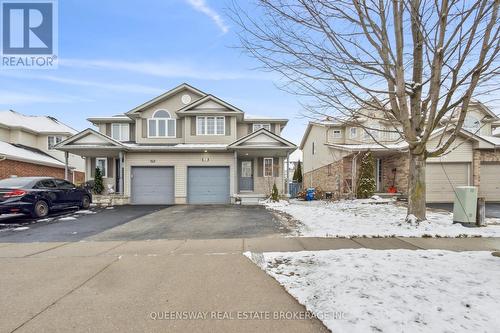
[253,123,271,132]
[312,142,316,155]
[364,126,379,140]
[464,114,481,132]
[332,129,342,139]
[148,110,176,138]
[197,116,225,135]
[350,127,357,139]
[48,135,64,150]
[111,123,130,141]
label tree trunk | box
[407,152,427,222]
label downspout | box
[64,151,69,180]
[285,152,290,196]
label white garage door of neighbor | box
[131,166,175,205]
[187,167,230,204]
[479,163,500,202]
[426,163,470,203]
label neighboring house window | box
[332,129,342,139]
[197,116,225,135]
[253,123,271,132]
[47,135,64,150]
[264,158,273,177]
[364,126,379,140]
[350,127,357,139]
[96,158,108,178]
[111,123,130,141]
[148,110,176,138]
[312,142,316,155]
[464,114,481,132]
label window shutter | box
[191,117,196,136]
[107,158,114,178]
[90,158,96,177]
[105,124,111,136]
[176,119,183,138]
[271,124,276,133]
[225,117,231,136]
[273,157,279,177]
[129,123,136,141]
[248,124,253,134]
[142,119,147,138]
[257,158,263,177]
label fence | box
[289,181,302,198]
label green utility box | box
[453,186,478,223]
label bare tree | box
[229,0,500,221]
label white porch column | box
[119,151,124,194]
[64,151,69,180]
[285,152,290,195]
[233,151,238,194]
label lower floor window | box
[264,158,273,177]
[96,158,108,178]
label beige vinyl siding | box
[0,127,10,141]
[426,162,470,203]
[302,125,336,173]
[124,152,236,204]
[427,135,473,163]
[479,163,500,201]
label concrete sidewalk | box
[1,237,499,332]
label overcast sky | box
[0,0,308,159]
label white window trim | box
[263,157,273,177]
[111,123,130,141]
[332,129,342,139]
[252,123,271,132]
[47,135,64,150]
[96,158,108,178]
[196,116,225,135]
[147,110,176,138]
[350,127,357,139]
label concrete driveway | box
[428,203,500,218]
[88,205,289,241]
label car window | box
[54,179,75,189]
[0,178,35,188]
[36,180,57,189]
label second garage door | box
[131,166,174,204]
[479,163,500,202]
[187,167,230,204]
[426,163,470,203]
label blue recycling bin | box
[306,188,315,201]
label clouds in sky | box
[185,0,229,34]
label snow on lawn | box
[265,199,500,237]
[245,249,500,333]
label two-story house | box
[0,110,85,182]
[56,83,296,204]
[300,101,500,203]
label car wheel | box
[32,200,49,218]
[80,195,91,209]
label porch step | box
[236,194,267,205]
[92,195,130,206]
[374,192,406,200]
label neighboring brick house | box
[0,110,85,183]
[300,101,500,203]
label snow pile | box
[58,216,77,221]
[246,249,500,333]
[265,199,500,237]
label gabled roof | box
[228,128,296,149]
[55,128,127,149]
[299,121,337,150]
[176,94,244,115]
[126,83,206,115]
[0,140,67,168]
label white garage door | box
[426,163,469,203]
[187,167,230,204]
[479,163,500,202]
[131,167,174,205]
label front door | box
[239,160,254,191]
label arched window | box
[148,110,176,137]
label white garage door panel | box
[131,167,174,205]
[480,163,500,202]
[426,163,469,203]
[188,167,230,204]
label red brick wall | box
[0,158,85,184]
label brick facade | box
[381,153,409,194]
[473,149,500,187]
[0,158,85,184]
